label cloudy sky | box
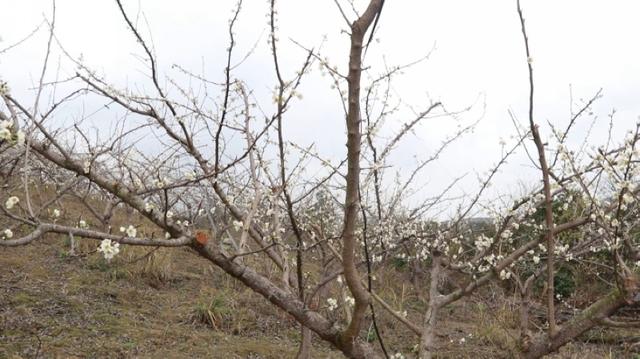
[1,0,639,214]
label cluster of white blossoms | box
[97,239,120,260]
[499,269,512,281]
[344,296,355,307]
[2,228,13,239]
[390,353,405,359]
[477,253,503,274]
[0,121,25,146]
[532,254,541,264]
[0,120,12,141]
[474,234,493,251]
[120,225,137,237]
[326,298,338,311]
[5,196,19,209]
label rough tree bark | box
[419,252,443,359]
[523,285,639,359]
[339,0,385,355]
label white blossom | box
[344,296,355,307]
[475,234,493,250]
[144,202,155,212]
[0,124,11,141]
[126,225,137,237]
[5,196,19,209]
[532,255,540,264]
[121,225,137,237]
[0,130,11,142]
[499,269,511,280]
[97,239,120,260]
[3,229,13,239]
[326,298,338,311]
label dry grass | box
[0,238,342,358]
[1,187,638,358]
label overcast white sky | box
[1,0,639,215]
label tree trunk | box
[296,326,312,359]
[193,241,381,359]
[419,253,443,359]
[523,288,638,359]
[340,0,385,348]
[519,280,533,352]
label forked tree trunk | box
[340,0,385,351]
[194,241,381,359]
[523,288,638,359]
[518,282,533,352]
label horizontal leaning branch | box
[0,222,191,247]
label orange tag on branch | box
[195,231,209,245]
